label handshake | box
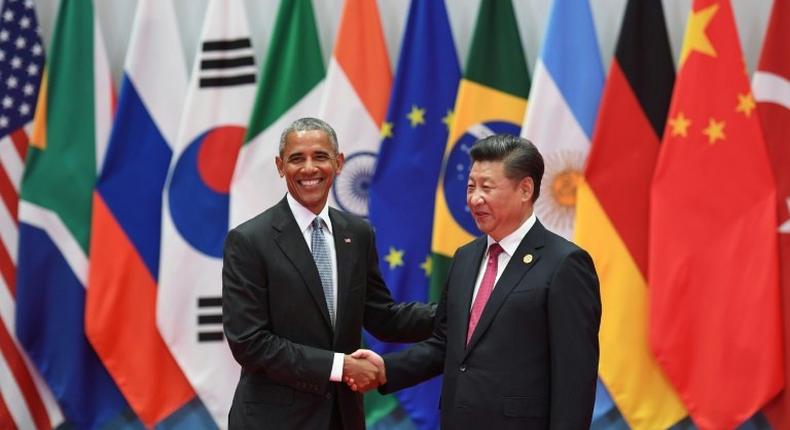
[342,349,385,393]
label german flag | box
[574,1,685,428]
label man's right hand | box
[343,349,386,392]
[342,353,382,392]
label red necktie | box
[467,243,504,345]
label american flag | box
[0,0,62,429]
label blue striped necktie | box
[311,217,335,327]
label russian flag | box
[84,0,196,426]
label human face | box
[276,130,344,214]
[467,160,533,242]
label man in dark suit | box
[222,117,435,430]
[351,134,601,429]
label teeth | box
[301,179,320,186]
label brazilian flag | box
[430,0,530,297]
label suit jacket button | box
[459,364,467,372]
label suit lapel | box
[329,208,353,345]
[464,221,546,356]
[272,198,333,332]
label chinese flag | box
[649,1,783,429]
[755,0,790,427]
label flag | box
[753,0,790,427]
[430,0,529,298]
[0,0,63,428]
[319,0,390,217]
[521,0,604,241]
[650,1,783,428]
[157,0,257,426]
[230,0,325,227]
[15,0,126,428]
[573,0,686,428]
[519,0,615,418]
[367,0,460,428]
[84,0,195,427]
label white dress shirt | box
[285,194,345,381]
[470,212,537,307]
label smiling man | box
[222,117,435,429]
[351,134,601,429]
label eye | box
[314,153,331,162]
[287,155,305,164]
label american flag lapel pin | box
[344,238,352,244]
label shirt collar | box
[286,193,333,235]
[487,211,537,257]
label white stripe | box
[753,71,790,110]
[93,12,113,176]
[199,66,258,79]
[0,199,17,264]
[0,277,64,428]
[0,134,23,190]
[125,0,188,149]
[18,201,87,286]
[0,351,36,430]
[201,48,255,60]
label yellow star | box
[380,121,393,138]
[419,255,432,277]
[407,105,426,127]
[384,247,404,269]
[735,92,756,117]
[442,110,454,131]
[668,112,691,137]
[702,118,726,144]
[679,3,719,67]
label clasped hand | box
[342,349,385,393]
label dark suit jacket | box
[381,220,601,429]
[222,197,434,429]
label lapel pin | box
[523,254,533,264]
[344,238,352,243]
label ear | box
[335,152,345,174]
[275,156,285,177]
[520,177,534,202]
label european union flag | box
[366,0,460,429]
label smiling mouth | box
[298,178,323,187]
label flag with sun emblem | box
[157,0,256,427]
[319,0,390,217]
[367,0,460,428]
[429,0,528,298]
[650,1,782,428]
[573,0,686,428]
[520,0,604,241]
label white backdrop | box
[30,0,773,88]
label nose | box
[468,190,484,207]
[303,157,319,173]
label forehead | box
[469,160,506,180]
[283,130,333,155]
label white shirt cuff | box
[329,352,344,382]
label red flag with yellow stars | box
[649,1,783,429]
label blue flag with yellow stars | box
[366,0,460,429]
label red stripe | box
[0,168,17,222]
[0,391,18,430]
[0,244,14,298]
[9,130,28,162]
[0,322,51,430]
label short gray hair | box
[279,117,339,155]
